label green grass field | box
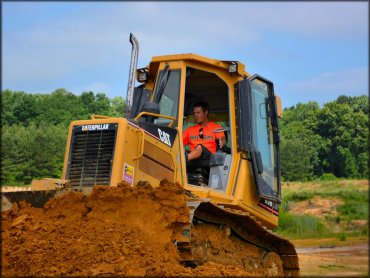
[275,180,368,239]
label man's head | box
[193,101,209,124]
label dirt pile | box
[2,180,269,277]
[289,196,343,219]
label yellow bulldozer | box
[2,33,299,276]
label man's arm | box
[183,128,189,146]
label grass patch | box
[275,209,330,239]
[338,201,368,220]
[279,180,368,239]
[284,190,314,202]
[291,236,368,248]
[319,188,368,203]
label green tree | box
[279,96,368,180]
[35,88,88,126]
[1,123,67,185]
[110,96,126,117]
[81,91,112,116]
[316,97,368,178]
[280,102,326,180]
[2,90,39,125]
[281,138,313,181]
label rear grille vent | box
[66,124,117,186]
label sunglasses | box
[199,127,204,139]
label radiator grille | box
[66,125,117,186]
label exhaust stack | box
[125,33,139,119]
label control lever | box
[215,138,225,152]
[214,128,231,154]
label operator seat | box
[186,135,230,186]
[186,159,210,186]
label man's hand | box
[212,128,228,151]
[218,136,227,150]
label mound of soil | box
[289,196,343,219]
[1,180,271,277]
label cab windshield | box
[250,79,278,193]
[154,69,181,126]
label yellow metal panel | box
[142,141,174,170]
[139,155,174,181]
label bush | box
[284,191,314,202]
[320,173,338,181]
[337,232,347,241]
[276,210,329,239]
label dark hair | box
[193,101,209,112]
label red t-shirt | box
[183,122,223,153]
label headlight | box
[137,68,149,82]
[228,62,238,73]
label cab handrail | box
[134,112,176,127]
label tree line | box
[1,89,368,185]
[1,89,125,185]
[280,95,368,181]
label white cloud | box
[287,67,368,96]
[253,2,368,40]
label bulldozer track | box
[192,201,300,277]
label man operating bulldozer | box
[183,101,226,165]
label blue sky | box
[2,2,368,108]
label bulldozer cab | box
[133,54,281,205]
[40,51,284,229]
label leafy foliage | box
[280,95,368,181]
[0,89,368,184]
[1,89,125,185]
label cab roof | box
[146,53,248,77]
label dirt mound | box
[2,180,269,277]
[289,196,343,219]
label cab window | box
[154,69,181,126]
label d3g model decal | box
[258,198,279,216]
[158,128,171,146]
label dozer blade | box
[1,184,93,212]
[1,178,73,211]
[193,201,300,277]
[2,190,60,211]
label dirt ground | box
[2,180,367,277]
[1,180,277,277]
[296,242,369,277]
